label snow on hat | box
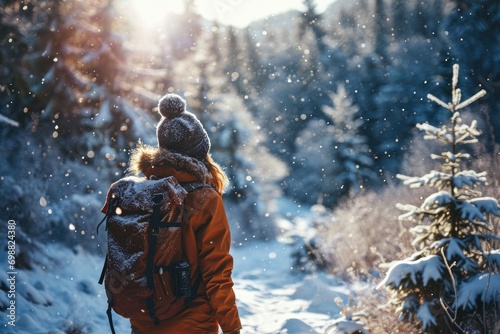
[156,93,210,161]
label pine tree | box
[295,27,324,98]
[323,85,376,201]
[378,65,500,333]
[292,85,374,206]
[390,0,409,41]
[11,0,150,165]
[0,0,160,252]
[427,0,444,37]
[0,0,34,128]
[14,0,87,134]
[411,0,430,37]
[374,0,389,65]
[354,0,393,178]
[298,0,327,54]
[223,27,245,96]
[241,27,264,95]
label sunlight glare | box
[124,0,184,31]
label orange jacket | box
[117,163,241,334]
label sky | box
[195,0,338,27]
[127,0,337,29]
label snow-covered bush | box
[324,297,371,334]
[324,311,370,334]
[377,64,500,333]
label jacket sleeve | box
[193,190,242,333]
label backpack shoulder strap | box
[145,193,162,326]
[179,181,212,193]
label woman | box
[126,93,241,334]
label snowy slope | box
[1,243,130,334]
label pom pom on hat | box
[158,94,186,119]
[156,93,210,161]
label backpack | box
[97,176,208,334]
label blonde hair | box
[205,154,229,194]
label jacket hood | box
[128,142,211,183]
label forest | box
[1,0,500,333]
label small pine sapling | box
[377,64,500,333]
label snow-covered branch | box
[456,90,487,110]
[427,93,450,110]
[0,114,19,127]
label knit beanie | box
[156,94,210,161]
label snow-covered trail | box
[232,240,349,334]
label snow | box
[444,238,467,261]
[488,251,500,268]
[377,255,445,289]
[398,170,443,188]
[469,197,500,216]
[1,245,124,334]
[453,170,487,188]
[232,241,345,333]
[402,192,500,223]
[422,191,453,208]
[416,301,436,330]
[1,200,359,334]
[454,273,500,310]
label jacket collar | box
[127,143,211,183]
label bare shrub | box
[316,127,443,281]
[317,182,423,281]
[357,288,420,334]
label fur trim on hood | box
[128,142,211,183]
